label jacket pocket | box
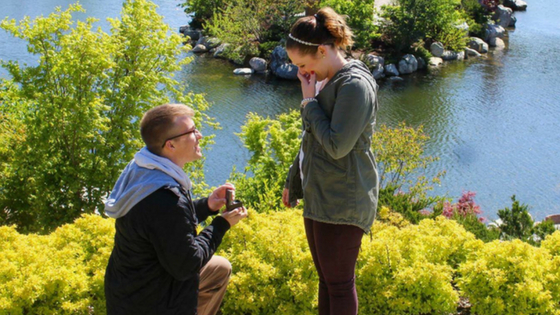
[306,149,350,208]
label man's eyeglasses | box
[161,127,199,148]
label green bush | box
[381,0,468,52]
[0,214,113,314]
[2,212,560,314]
[205,0,304,62]
[320,0,381,49]
[358,217,482,314]
[458,239,560,315]
[497,195,556,245]
[452,212,500,242]
[0,0,213,233]
[229,110,301,213]
[373,123,446,222]
[542,231,560,256]
[181,0,226,28]
[461,0,492,38]
[217,210,317,314]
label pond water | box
[1,0,559,221]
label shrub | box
[376,205,411,229]
[3,211,560,313]
[373,123,446,222]
[0,214,113,314]
[0,0,213,233]
[229,110,301,213]
[381,0,468,52]
[458,239,560,315]
[452,212,500,242]
[493,196,556,245]
[358,217,482,314]
[180,0,226,28]
[205,0,304,62]
[461,0,492,38]
[442,191,500,242]
[378,185,443,224]
[217,210,317,314]
[320,0,381,49]
[542,231,560,256]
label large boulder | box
[384,64,399,77]
[503,0,527,11]
[398,54,418,75]
[372,64,385,80]
[213,43,230,58]
[493,5,514,28]
[509,15,517,28]
[429,57,443,67]
[417,57,427,70]
[275,63,298,80]
[430,42,445,57]
[465,48,482,58]
[233,68,254,75]
[441,50,465,61]
[489,37,506,49]
[270,46,289,73]
[196,37,221,50]
[364,54,385,80]
[364,54,384,69]
[179,25,202,42]
[468,37,489,54]
[270,46,298,80]
[191,44,207,53]
[249,57,267,73]
[485,24,506,43]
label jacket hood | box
[104,148,192,219]
[333,60,374,82]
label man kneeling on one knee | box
[104,103,248,315]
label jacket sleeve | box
[193,197,218,222]
[146,190,230,281]
[302,77,375,160]
[285,150,300,189]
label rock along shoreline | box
[178,1,527,81]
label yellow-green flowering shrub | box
[376,205,411,229]
[3,211,560,314]
[0,214,114,314]
[217,210,317,314]
[458,239,560,315]
[542,231,560,256]
[357,217,481,314]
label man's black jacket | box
[105,187,230,314]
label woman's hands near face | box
[297,71,317,99]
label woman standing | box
[281,7,379,315]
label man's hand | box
[221,206,248,227]
[208,183,235,212]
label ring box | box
[225,189,243,212]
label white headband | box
[288,33,320,47]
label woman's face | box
[287,48,327,81]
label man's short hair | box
[140,104,195,155]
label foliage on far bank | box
[0,0,214,233]
[183,0,496,62]
[381,0,470,53]
[203,0,305,63]
[319,0,381,49]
